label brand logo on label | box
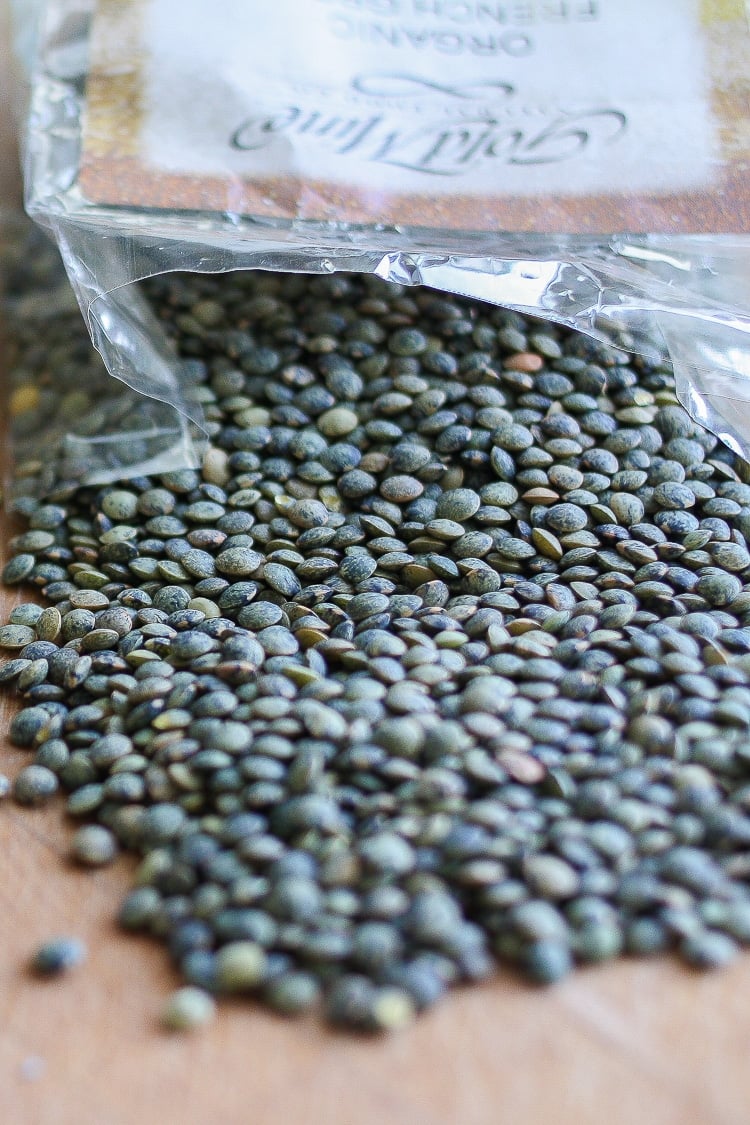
[230,73,627,179]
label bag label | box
[80,0,750,232]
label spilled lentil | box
[4,269,750,1029]
[29,936,87,977]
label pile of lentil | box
[5,265,750,1031]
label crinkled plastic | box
[0,218,202,507]
[15,0,750,484]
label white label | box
[139,0,715,197]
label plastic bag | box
[16,0,750,483]
[0,219,202,506]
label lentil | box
[30,937,87,977]
[161,986,217,1031]
[71,825,119,867]
[13,765,59,806]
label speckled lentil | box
[160,986,217,1031]
[71,824,119,867]
[29,936,87,977]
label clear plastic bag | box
[0,219,203,506]
[15,0,750,482]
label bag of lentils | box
[8,0,750,1032]
[14,0,750,482]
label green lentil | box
[30,937,87,976]
[215,942,267,992]
[71,825,119,867]
[160,986,217,1031]
[522,941,573,984]
[0,625,36,649]
[679,930,739,970]
[13,765,59,806]
[263,971,321,1015]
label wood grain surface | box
[4,650,750,1125]
[3,8,750,1125]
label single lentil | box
[71,825,119,867]
[160,986,217,1031]
[30,937,87,977]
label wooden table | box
[4,775,750,1125]
[2,10,750,1125]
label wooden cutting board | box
[2,676,750,1125]
[1,9,750,1123]
[1,315,749,1125]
